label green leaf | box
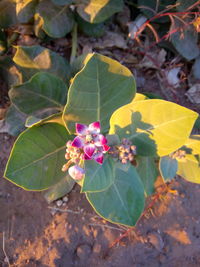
[51,0,73,5]
[76,14,105,37]
[159,156,178,182]
[136,156,158,196]
[177,154,200,184]
[109,99,198,157]
[25,112,64,128]
[9,72,68,116]
[5,104,27,136]
[77,0,123,23]
[36,0,74,38]
[63,53,136,134]
[16,0,38,23]
[82,156,115,193]
[86,163,145,226]
[13,45,71,83]
[171,20,199,60]
[44,174,75,203]
[0,0,17,28]
[4,123,69,190]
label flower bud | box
[68,165,85,180]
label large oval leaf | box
[159,156,178,182]
[36,0,74,38]
[82,156,115,193]
[63,53,136,134]
[4,123,69,190]
[13,45,71,83]
[109,99,198,157]
[136,156,158,196]
[86,163,145,226]
[77,0,123,23]
[9,72,68,116]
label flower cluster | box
[109,138,136,164]
[62,122,110,180]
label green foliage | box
[77,0,123,23]
[36,0,74,38]
[16,0,38,23]
[4,123,69,190]
[0,0,123,39]
[170,21,200,61]
[159,156,178,182]
[63,53,136,134]
[86,163,145,226]
[13,45,71,83]
[3,53,200,227]
[76,14,105,37]
[136,156,158,196]
[9,72,68,116]
[82,156,115,193]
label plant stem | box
[70,22,78,64]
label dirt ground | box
[1,28,200,266]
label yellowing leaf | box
[109,99,198,156]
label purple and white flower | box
[71,121,110,165]
[62,121,110,180]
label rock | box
[56,200,63,207]
[63,196,68,202]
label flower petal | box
[68,165,85,180]
[89,121,100,133]
[84,153,92,160]
[103,144,110,152]
[84,143,96,158]
[76,123,88,135]
[95,134,107,146]
[93,152,104,165]
[71,136,84,148]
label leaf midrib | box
[7,146,65,176]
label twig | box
[89,223,124,232]
[2,232,11,267]
[48,206,81,214]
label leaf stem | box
[70,22,78,64]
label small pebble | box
[56,200,63,207]
[63,196,68,202]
